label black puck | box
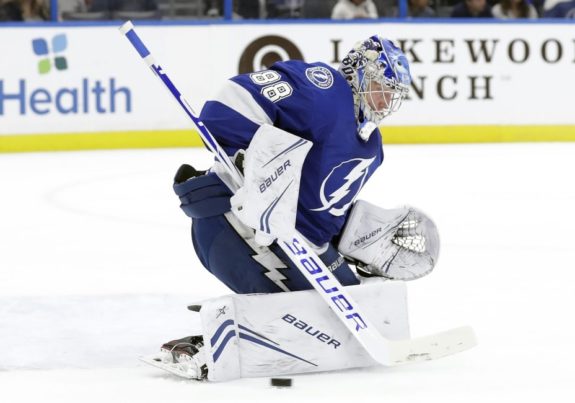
[270,378,292,387]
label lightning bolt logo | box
[311,158,375,217]
[251,251,290,292]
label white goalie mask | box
[339,36,411,141]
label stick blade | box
[389,326,477,365]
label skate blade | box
[139,352,200,380]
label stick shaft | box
[120,21,243,189]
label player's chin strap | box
[358,121,378,142]
[121,21,477,367]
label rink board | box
[0,22,574,151]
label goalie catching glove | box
[338,200,440,281]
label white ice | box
[1,144,574,402]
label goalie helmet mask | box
[339,36,411,141]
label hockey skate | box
[139,336,208,380]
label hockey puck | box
[270,378,292,388]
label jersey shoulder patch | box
[304,66,334,90]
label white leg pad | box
[200,281,409,381]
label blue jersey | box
[200,60,384,246]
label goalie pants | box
[173,168,360,294]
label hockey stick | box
[119,21,476,366]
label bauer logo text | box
[353,227,382,247]
[283,314,341,349]
[284,238,368,332]
[259,160,291,193]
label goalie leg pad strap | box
[199,281,409,381]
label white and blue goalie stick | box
[120,21,477,366]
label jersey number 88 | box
[261,82,293,103]
[250,71,281,85]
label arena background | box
[1,16,574,152]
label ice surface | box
[1,144,574,402]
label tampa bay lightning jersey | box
[200,60,384,246]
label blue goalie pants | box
[173,165,360,294]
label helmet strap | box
[358,120,378,142]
